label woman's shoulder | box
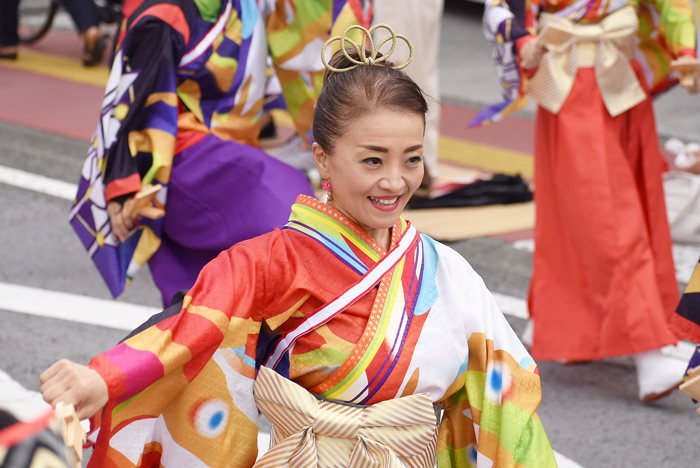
[418,233,480,277]
[221,227,319,269]
[224,227,297,254]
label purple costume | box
[69,0,370,305]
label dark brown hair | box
[312,48,429,154]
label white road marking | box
[0,282,159,331]
[0,280,531,327]
[0,370,583,467]
[0,164,77,200]
[555,451,586,468]
[0,282,584,467]
[513,238,700,285]
[0,166,583,468]
[492,292,529,319]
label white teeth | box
[370,196,398,206]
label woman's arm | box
[435,246,556,467]
[39,241,263,420]
[101,14,188,240]
[470,0,541,126]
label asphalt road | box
[2,120,700,467]
[2,2,700,467]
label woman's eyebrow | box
[404,145,423,153]
[359,145,389,153]
[358,144,424,153]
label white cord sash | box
[264,224,419,369]
[178,0,233,68]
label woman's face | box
[313,109,425,238]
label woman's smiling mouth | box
[368,195,401,211]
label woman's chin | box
[359,212,404,233]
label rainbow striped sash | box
[275,196,429,405]
[265,223,419,369]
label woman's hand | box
[680,70,700,95]
[40,360,109,420]
[107,199,135,243]
[520,38,547,70]
[672,56,700,94]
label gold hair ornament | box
[321,23,414,73]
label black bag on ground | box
[407,174,533,209]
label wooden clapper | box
[54,402,86,468]
[123,184,165,220]
[680,366,700,415]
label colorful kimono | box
[479,0,696,361]
[672,258,700,344]
[69,0,371,305]
[473,0,697,126]
[670,259,700,384]
[86,195,556,468]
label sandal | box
[0,46,18,60]
[83,34,107,66]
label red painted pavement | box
[0,66,102,141]
[20,28,114,66]
[11,30,538,156]
[0,30,537,242]
[440,102,535,155]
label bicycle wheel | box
[18,0,59,44]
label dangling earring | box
[322,178,333,202]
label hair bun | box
[321,24,414,74]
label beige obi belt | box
[253,366,439,468]
[528,5,647,116]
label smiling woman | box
[39,25,557,468]
[313,108,425,249]
[310,46,429,249]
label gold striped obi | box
[528,5,647,117]
[253,366,438,468]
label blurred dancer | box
[672,258,700,347]
[373,0,443,193]
[70,0,371,307]
[59,0,105,65]
[0,0,19,59]
[0,0,104,64]
[478,0,698,401]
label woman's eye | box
[363,157,382,165]
[408,156,423,164]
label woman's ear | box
[312,142,330,177]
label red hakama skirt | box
[529,66,679,361]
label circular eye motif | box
[467,444,478,465]
[485,362,513,404]
[193,399,229,438]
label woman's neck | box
[326,201,392,251]
[362,226,391,251]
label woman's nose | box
[377,167,405,192]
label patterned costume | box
[474,0,697,125]
[85,195,556,468]
[480,0,696,361]
[69,0,371,305]
[672,258,700,345]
